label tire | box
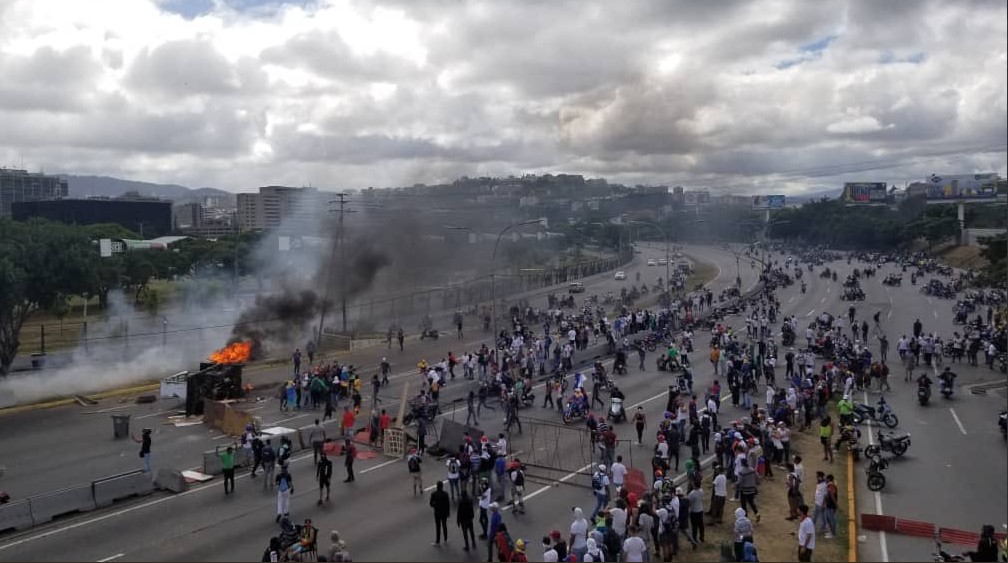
[883,414,898,428]
[867,472,886,492]
[562,412,572,425]
[893,441,909,457]
[851,412,863,425]
[864,445,879,458]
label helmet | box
[598,464,607,472]
[657,434,665,442]
[515,539,526,552]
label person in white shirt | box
[570,507,589,561]
[610,499,628,540]
[711,465,728,524]
[542,536,559,562]
[611,456,628,492]
[797,504,815,561]
[812,471,827,534]
[622,524,647,563]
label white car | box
[647,259,657,267]
[614,271,627,280]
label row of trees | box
[0,218,262,376]
[766,197,961,250]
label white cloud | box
[0,0,1004,192]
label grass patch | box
[935,243,988,270]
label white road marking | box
[85,405,133,414]
[949,408,968,435]
[819,297,826,304]
[864,391,890,563]
[887,310,892,319]
[933,310,938,319]
[134,409,182,420]
[788,296,794,303]
[97,554,124,562]
[359,458,400,474]
[806,309,815,317]
[827,286,831,293]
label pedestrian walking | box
[508,459,526,514]
[633,407,646,444]
[275,464,294,522]
[132,428,152,474]
[797,504,815,562]
[340,407,355,439]
[250,434,264,477]
[709,464,727,524]
[315,451,333,504]
[457,489,477,552]
[466,391,479,426]
[343,438,356,482]
[371,374,382,405]
[430,481,451,546]
[687,484,705,543]
[397,329,404,351]
[261,439,276,489]
[306,339,316,365]
[292,348,302,377]
[408,449,423,495]
[216,445,236,495]
[380,357,391,386]
[308,419,327,466]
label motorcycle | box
[931,537,970,562]
[864,430,911,458]
[608,396,627,423]
[940,380,954,399]
[917,383,932,406]
[562,399,588,425]
[999,411,1007,441]
[852,398,899,428]
[865,454,889,492]
[801,282,807,294]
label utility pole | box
[316,193,350,345]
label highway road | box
[0,243,760,561]
[2,245,999,561]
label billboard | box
[843,182,888,203]
[925,173,999,200]
[752,195,786,209]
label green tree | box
[0,219,95,376]
[122,252,155,304]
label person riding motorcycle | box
[917,372,933,389]
[610,385,626,401]
[801,281,806,294]
[939,367,957,395]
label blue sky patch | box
[799,35,838,53]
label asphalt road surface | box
[4,245,999,561]
[0,243,758,562]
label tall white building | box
[235,186,321,232]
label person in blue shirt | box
[486,503,502,563]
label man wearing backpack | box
[590,464,610,521]
[408,449,423,496]
[275,464,294,522]
[446,455,462,502]
[508,460,526,515]
[261,439,276,490]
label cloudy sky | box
[1,0,1005,193]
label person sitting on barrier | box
[285,518,318,561]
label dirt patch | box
[679,416,850,562]
[936,244,988,270]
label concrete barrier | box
[154,468,189,493]
[203,451,224,476]
[92,470,153,508]
[0,499,34,532]
[28,483,96,524]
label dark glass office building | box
[11,199,173,237]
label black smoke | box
[228,289,321,354]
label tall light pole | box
[629,220,670,297]
[448,219,541,349]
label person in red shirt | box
[340,407,355,439]
[378,409,391,447]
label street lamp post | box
[447,219,541,349]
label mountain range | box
[59,174,232,203]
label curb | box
[847,449,857,562]
[0,382,162,416]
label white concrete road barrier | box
[0,499,34,532]
[27,483,96,525]
[92,470,153,508]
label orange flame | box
[209,341,252,364]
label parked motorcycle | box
[852,398,899,428]
[864,430,911,458]
[865,454,889,492]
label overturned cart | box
[160,362,246,417]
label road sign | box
[925,173,999,200]
[752,194,785,209]
[842,182,887,203]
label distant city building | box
[235,185,321,232]
[0,168,68,216]
[11,198,173,237]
